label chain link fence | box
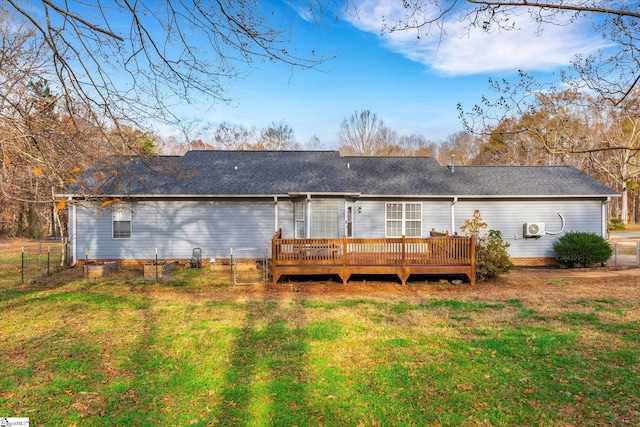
[610,240,640,267]
[0,239,65,284]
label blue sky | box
[159,1,607,150]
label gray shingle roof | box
[68,150,618,198]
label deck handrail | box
[273,235,475,267]
[271,234,476,286]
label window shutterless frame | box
[112,203,132,239]
[385,202,422,237]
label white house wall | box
[352,200,451,238]
[454,199,605,258]
[73,197,607,262]
[75,200,274,261]
[351,198,606,260]
[277,200,294,238]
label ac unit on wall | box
[524,222,545,237]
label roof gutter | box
[60,192,364,199]
[287,192,362,198]
[58,192,619,200]
[343,194,620,199]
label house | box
[63,150,618,271]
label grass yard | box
[1,266,639,426]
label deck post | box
[271,234,278,283]
[401,235,407,286]
[342,234,348,285]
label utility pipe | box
[450,197,458,234]
[274,196,278,232]
[69,200,77,266]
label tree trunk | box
[621,181,629,224]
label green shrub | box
[553,232,613,268]
[608,218,626,231]
[461,210,514,282]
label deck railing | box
[272,235,476,285]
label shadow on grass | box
[206,291,312,426]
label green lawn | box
[1,268,639,426]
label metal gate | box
[230,247,269,285]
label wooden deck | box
[271,235,476,286]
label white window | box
[385,202,422,237]
[294,201,305,238]
[311,201,339,238]
[293,199,340,238]
[112,203,132,239]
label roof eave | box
[60,192,620,199]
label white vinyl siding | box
[385,202,422,237]
[112,203,132,239]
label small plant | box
[548,278,571,285]
[608,218,626,231]
[553,231,613,268]
[461,210,513,282]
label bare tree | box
[338,110,387,156]
[304,135,323,150]
[397,134,439,157]
[255,121,299,150]
[437,131,481,165]
[4,1,325,119]
[213,122,256,150]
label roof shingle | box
[69,150,618,197]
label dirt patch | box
[21,262,640,309]
[188,270,640,308]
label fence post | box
[47,246,51,276]
[401,235,406,269]
[636,242,640,267]
[21,246,24,284]
[342,235,347,270]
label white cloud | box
[343,1,609,75]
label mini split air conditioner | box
[524,222,545,238]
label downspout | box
[450,197,458,234]
[306,194,311,238]
[274,196,278,232]
[602,199,609,239]
[69,199,77,266]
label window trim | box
[346,204,353,237]
[385,202,422,237]
[294,200,305,238]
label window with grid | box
[112,203,132,239]
[385,202,422,237]
[311,201,339,238]
[294,201,305,238]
